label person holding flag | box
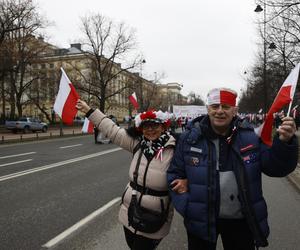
[76,99,185,250]
[167,86,298,250]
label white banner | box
[173,105,207,118]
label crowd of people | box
[76,87,298,250]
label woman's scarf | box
[140,132,170,162]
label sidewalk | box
[0,126,85,144]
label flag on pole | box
[129,92,139,109]
[255,63,300,146]
[292,105,299,119]
[53,68,79,125]
[82,118,94,133]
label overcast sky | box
[37,0,260,99]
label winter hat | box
[134,110,171,128]
[206,87,237,106]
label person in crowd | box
[181,116,186,131]
[167,87,298,250]
[76,99,184,250]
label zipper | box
[207,142,215,242]
[232,146,268,247]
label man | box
[167,87,298,250]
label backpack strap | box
[132,141,141,156]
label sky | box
[37,0,260,99]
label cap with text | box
[206,88,237,106]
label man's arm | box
[261,116,298,177]
[167,133,189,216]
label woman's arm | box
[76,99,137,152]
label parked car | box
[73,116,85,125]
[5,117,48,133]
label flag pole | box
[287,102,293,117]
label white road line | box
[42,197,121,249]
[0,147,122,182]
[0,159,33,167]
[0,152,36,159]
[59,144,82,149]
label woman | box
[76,99,186,250]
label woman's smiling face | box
[141,122,165,141]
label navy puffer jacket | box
[167,115,298,247]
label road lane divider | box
[0,159,33,168]
[0,147,122,182]
[59,144,82,149]
[0,151,36,159]
[41,197,121,249]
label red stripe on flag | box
[88,120,94,133]
[260,85,292,146]
[220,90,236,106]
[61,84,79,125]
[129,94,139,109]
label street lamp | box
[254,3,277,113]
[139,59,146,112]
[255,3,269,112]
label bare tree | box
[239,0,300,112]
[3,0,46,116]
[187,92,205,105]
[0,0,35,120]
[79,13,143,112]
[1,0,48,118]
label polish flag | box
[255,63,300,146]
[129,92,139,109]
[53,68,79,125]
[82,118,94,133]
[292,105,299,119]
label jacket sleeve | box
[88,109,137,152]
[260,134,298,177]
[167,132,189,216]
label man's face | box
[207,104,238,135]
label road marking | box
[0,147,122,182]
[42,197,121,249]
[0,159,33,167]
[0,152,36,159]
[59,144,82,149]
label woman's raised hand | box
[76,99,91,114]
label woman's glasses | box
[142,122,161,130]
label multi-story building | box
[1,37,186,122]
[154,82,187,111]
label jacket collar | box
[186,115,253,145]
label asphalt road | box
[0,136,130,250]
[1,135,300,250]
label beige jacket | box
[89,109,176,239]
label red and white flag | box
[255,63,300,146]
[82,118,94,133]
[129,92,139,109]
[53,68,79,125]
[292,105,299,119]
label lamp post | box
[255,3,268,112]
[255,3,277,112]
[138,59,146,112]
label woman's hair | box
[125,126,142,139]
